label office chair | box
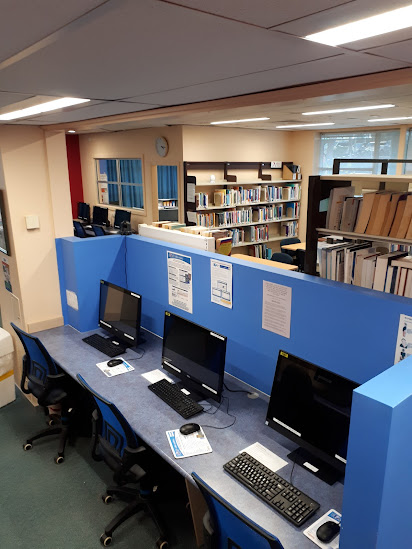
[280,237,301,260]
[11,322,71,464]
[92,224,106,236]
[73,220,88,238]
[77,374,168,548]
[192,472,284,549]
[271,252,294,265]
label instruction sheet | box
[303,509,341,548]
[262,280,292,338]
[167,251,193,314]
[239,442,287,472]
[394,313,412,364]
[96,358,134,377]
[166,427,212,459]
[210,259,232,308]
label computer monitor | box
[161,311,226,403]
[77,202,90,222]
[114,209,131,229]
[92,206,109,226]
[266,350,359,485]
[99,280,142,347]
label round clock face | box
[155,136,169,157]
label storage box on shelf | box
[184,161,301,260]
[305,174,412,297]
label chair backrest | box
[271,252,294,265]
[73,220,86,238]
[192,473,283,549]
[77,374,139,458]
[92,224,106,236]
[11,322,61,389]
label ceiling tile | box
[0,0,337,100]
[0,91,34,108]
[161,0,349,29]
[363,40,412,64]
[0,0,107,63]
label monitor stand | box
[287,447,344,486]
[175,382,205,403]
[106,334,146,350]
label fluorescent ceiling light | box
[302,104,395,115]
[305,5,412,46]
[276,122,335,128]
[67,130,76,133]
[368,116,412,122]
[0,97,90,121]
[210,117,270,125]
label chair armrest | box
[20,355,31,394]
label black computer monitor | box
[266,350,359,485]
[93,206,109,226]
[114,209,131,229]
[161,311,227,403]
[99,280,142,347]
[77,202,90,222]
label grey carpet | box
[0,391,197,549]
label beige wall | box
[79,126,184,228]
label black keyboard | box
[82,334,126,357]
[148,379,204,419]
[224,452,320,527]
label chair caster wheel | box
[23,443,33,451]
[100,534,112,546]
[54,455,64,464]
[156,538,169,549]
[102,495,113,504]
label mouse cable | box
[223,381,250,394]
[289,456,296,486]
[123,348,145,360]
[201,396,237,430]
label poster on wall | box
[99,182,109,204]
[167,251,193,314]
[262,280,291,338]
[210,259,232,309]
[394,314,412,364]
[2,257,11,292]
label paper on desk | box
[239,442,287,472]
[141,369,173,384]
[96,359,134,378]
[303,509,341,549]
[166,427,212,459]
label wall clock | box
[155,136,169,157]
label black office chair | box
[92,224,106,236]
[192,472,284,549]
[11,322,72,464]
[73,220,88,238]
[77,374,168,548]
[280,237,301,261]
[271,252,294,265]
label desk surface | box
[231,254,298,271]
[36,325,343,549]
[281,242,306,252]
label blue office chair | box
[271,252,294,265]
[192,473,284,549]
[280,237,301,260]
[77,374,168,548]
[92,224,106,236]
[11,322,71,464]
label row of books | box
[250,244,273,259]
[252,205,285,223]
[158,199,177,208]
[327,187,412,239]
[197,209,253,227]
[231,227,245,246]
[195,184,301,210]
[282,221,298,237]
[244,225,269,243]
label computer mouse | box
[179,423,201,436]
[316,520,340,543]
[107,359,123,367]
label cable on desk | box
[201,396,237,430]
[289,456,296,486]
[124,348,145,360]
[223,381,250,394]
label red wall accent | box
[66,134,84,218]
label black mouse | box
[179,423,201,436]
[316,520,340,543]
[107,359,123,367]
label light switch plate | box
[25,215,40,229]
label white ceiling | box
[1,0,412,130]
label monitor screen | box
[99,280,141,346]
[93,206,108,226]
[266,350,359,476]
[161,311,226,402]
[114,209,131,229]
[77,202,90,221]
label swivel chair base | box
[22,415,69,464]
[100,485,169,548]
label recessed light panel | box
[276,123,335,128]
[211,117,270,125]
[302,104,395,115]
[0,97,90,121]
[368,116,412,122]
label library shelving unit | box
[305,171,412,276]
[158,198,178,222]
[184,161,301,256]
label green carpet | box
[0,391,197,549]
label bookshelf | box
[158,198,178,222]
[184,161,301,258]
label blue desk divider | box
[55,233,412,549]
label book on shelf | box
[396,195,412,239]
[326,186,355,230]
[282,163,301,180]
[380,193,404,236]
[373,251,408,292]
[353,192,376,234]
[388,195,408,238]
[195,192,209,209]
[365,191,392,236]
[216,237,232,256]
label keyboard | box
[82,334,126,357]
[223,452,320,527]
[148,379,204,419]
